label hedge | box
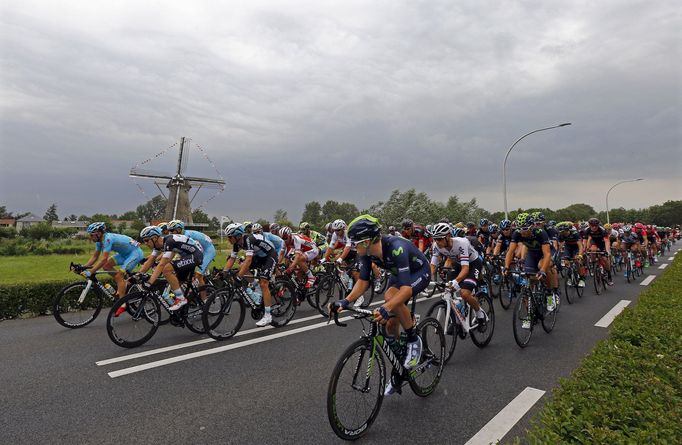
[514,255,682,444]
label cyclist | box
[504,213,559,312]
[620,225,642,271]
[168,219,216,300]
[585,218,614,286]
[280,226,319,289]
[261,225,286,264]
[477,218,492,254]
[487,224,499,255]
[137,225,204,311]
[493,219,514,258]
[81,222,144,301]
[556,221,586,287]
[387,225,400,237]
[222,223,277,327]
[329,215,431,389]
[400,219,429,253]
[430,222,488,325]
[299,221,328,256]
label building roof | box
[0,218,16,225]
[52,220,89,228]
[17,213,43,222]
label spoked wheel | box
[625,258,632,283]
[470,292,495,348]
[327,338,385,441]
[106,292,160,348]
[360,278,376,308]
[271,280,296,327]
[593,267,602,295]
[541,292,557,333]
[53,282,106,328]
[315,275,345,316]
[202,289,246,340]
[425,300,457,364]
[183,287,213,334]
[498,276,514,310]
[512,292,533,348]
[563,273,574,305]
[408,317,445,397]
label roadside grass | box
[513,254,682,444]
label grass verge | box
[514,254,682,444]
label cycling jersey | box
[466,235,485,256]
[511,229,549,251]
[621,232,639,245]
[329,231,355,251]
[477,229,491,248]
[264,232,284,254]
[231,234,276,259]
[430,236,480,266]
[291,234,317,253]
[586,227,608,248]
[358,236,430,293]
[495,233,513,253]
[96,233,141,256]
[543,226,559,243]
[558,229,581,245]
[184,230,216,275]
[153,234,203,260]
[308,230,328,248]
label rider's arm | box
[83,251,100,268]
[149,254,171,284]
[338,244,351,261]
[138,252,159,274]
[504,242,517,269]
[430,250,440,276]
[238,255,252,277]
[540,244,552,274]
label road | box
[0,246,677,444]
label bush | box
[516,256,682,444]
[0,238,88,256]
[0,227,17,238]
[0,280,75,319]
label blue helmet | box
[224,223,245,237]
[87,222,106,233]
[479,218,489,226]
[140,226,162,239]
[168,220,185,231]
[499,219,512,230]
[452,227,465,237]
[489,224,499,232]
[348,214,381,242]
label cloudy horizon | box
[1,0,680,223]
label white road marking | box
[594,300,631,328]
[668,256,675,261]
[658,263,668,270]
[464,387,545,445]
[105,294,441,376]
[640,275,656,286]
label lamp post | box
[606,179,643,224]
[503,123,572,219]
[219,216,231,246]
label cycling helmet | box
[452,227,465,237]
[388,225,396,232]
[331,219,347,231]
[618,228,624,235]
[168,220,184,231]
[489,224,499,232]
[624,224,632,232]
[87,222,106,233]
[479,218,489,226]
[634,223,645,230]
[466,222,475,229]
[299,221,310,230]
[401,218,414,229]
[531,212,545,222]
[499,219,512,230]
[279,226,292,239]
[556,222,573,231]
[270,223,281,233]
[431,222,451,239]
[140,225,162,239]
[454,222,465,229]
[414,225,424,235]
[425,224,433,236]
[252,223,263,233]
[646,224,653,231]
[516,213,532,228]
[348,214,381,242]
[224,223,245,237]
[588,218,600,226]
[157,222,169,232]
[604,223,612,230]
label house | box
[111,220,136,229]
[15,213,44,230]
[0,218,16,227]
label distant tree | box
[131,219,146,232]
[320,200,359,225]
[78,215,89,221]
[68,214,78,221]
[274,209,293,227]
[120,211,138,221]
[554,203,597,222]
[90,213,113,227]
[136,195,167,223]
[301,201,323,229]
[43,203,59,222]
[192,209,210,224]
[117,222,128,233]
[0,206,13,219]
[255,218,269,227]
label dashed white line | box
[595,300,631,328]
[658,263,668,270]
[640,275,656,286]
[668,256,675,261]
[464,387,545,445]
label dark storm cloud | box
[1,0,680,222]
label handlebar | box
[329,305,376,327]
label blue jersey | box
[96,233,141,256]
[264,232,284,254]
[184,230,215,252]
[358,235,429,287]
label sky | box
[1,0,680,223]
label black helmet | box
[348,215,381,242]
[401,218,414,229]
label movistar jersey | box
[358,235,428,287]
[558,229,582,245]
[511,229,549,252]
[95,233,141,256]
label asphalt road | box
[1,245,678,444]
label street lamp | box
[606,179,643,224]
[219,216,232,246]
[503,123,571,219]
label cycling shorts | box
[298,246,319,262]
[197,244,216,275]
[252,254,277,281]
[563,244,580,259]
[447,258,483,291]
[523,250,544,273]
[172,253,202,283]
[387,262,431,297]
[113,248,145,273]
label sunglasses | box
[520,226,532,231]
[355,239,371,249]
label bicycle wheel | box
[184,291,209,334]
[53,282,105,328]
[327,338,385,441]
[575,270,585,298]
[498,276,513,310]
[512,292,533,348]
[563,274,574,305]
[360,278,376,308]
[593,267,602,295]
[106,292,160,348]
[625,258,632,283]
[203,288,245,340]
[271,280,296,327]
[425,300,457,364]
[408,317,445,397]
[470,293,495,348]
[315,275,344,316]
[541,292,557,333]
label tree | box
[301,201,323,229]
[131,219,146,232]
[320,200,359,225]
[554,203,597,222]
[120,211,138,221]
[0,206,13,219]
[136,195,167,223]
[90,213,113,227]
[192,209,210,224]
[78,215,89,221]
[43,203,59,222]
[273,209,293,227]
[68,214,78,221]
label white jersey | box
[430,237,479,266]
[329,231,356,251]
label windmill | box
[130,137,225,224]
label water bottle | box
[103,283,115,296]
[161,286,174,305]
[245,287,255,302]
[251,283,262,305]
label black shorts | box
[252,255,277,281]
[172,254,202,282]
[447,258,483,291]
[387,264,431,297]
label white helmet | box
[430,222,451,239]
[331,219,347,231]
